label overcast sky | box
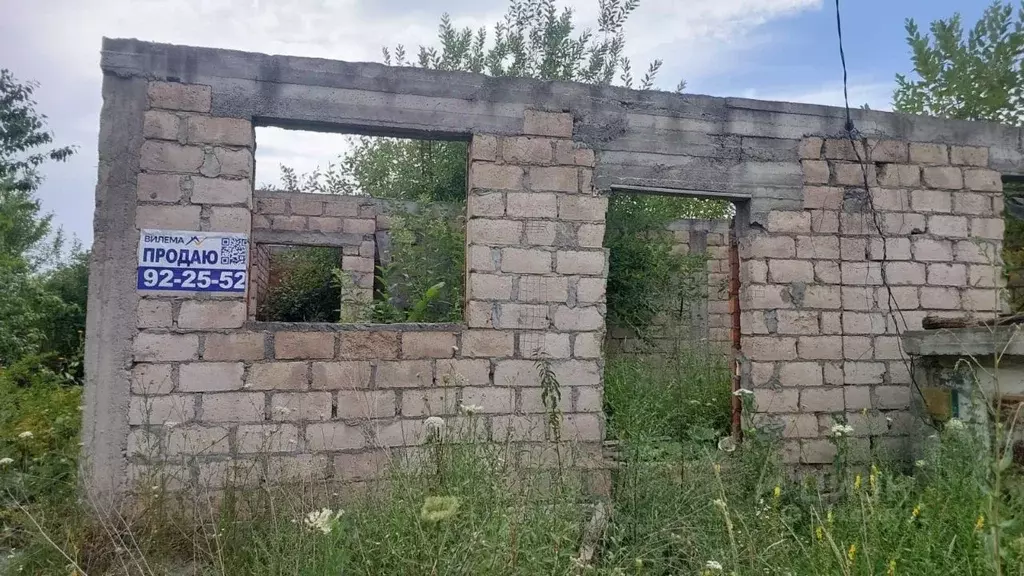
[1,0,984,246]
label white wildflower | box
[303,508,343,534]
[16,431,32,440]
[733,388,754,397]
[712,499,727,512]
[830,424,855,437]
[717,436,737,453]
[705,560,724,571]
[0,458,13,466]
[914,460,926,468]
[460,404,484,415]
[424,416,445,435]
[947,418,965,431]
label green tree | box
[269,0,730,331]
[0,70,80,366]
[894,2,1023,124]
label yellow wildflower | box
[911,504,921,520]
[975,514,985,532]
[847,543,857,563]
[713,463,721,474]
[887,559,897,576]
[854,474,862,491]
[773,485,781,500]
[827,510,834,526]
[815,526,824,541]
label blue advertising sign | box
[137,230,249,292]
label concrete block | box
[178,300,245,329]
[200,392,265,422]
[797,336,842,360]
[553,305,604,331]
[743,336,797,360]
[376,360,433,388]
[517,276,569,303]
[312,361,372,389]
[776,310,819,335]
[137,173,186,203]
[462,330,514,357]
[204,333,266,361]
[134,333,199,362]
[187,116,253,147]
[247,361,308,390]
[867,139,908,163]
[799,137,823,159]
[823,138,864,161]
[926,263,967,286]
[471,163,523,190]
[778,362,822,387]
[875,164,920,188]
[501,248,552,273]
[833,162,876,186]
[191,176,251,205]
[166,425,230,455]
[461,387,514,414]
[507,192,557,217]
[922,166,963,189]
[136,204,200,230]
[468,219,523,246]
[919,287,960,309]
[179,362,244,392]
[950,145,988,167]
[306,421,366,451]
[269,391,333,421]
[129,394,195,426]
[401,388,456,417]
[753,389,799,413]
[909,142,948,164]
[874,385,910,409]
[338,331,400,360]
[964,169,1002,192]
[803,186,842,210]
[275,332,335,360]
[148,81,211,112]
[844,362,886,385]
[471,134,497,161]
[971,217,1004,240]
[558,195,607,221]
[881,261,925,285]
[841,262,882,285]
[142,110,180,140]
[131,363,175,395]
[843,336,873,360]
[954,193,994,216]
[768,259,813,283]
[503,136,556,164]
[572,332,603,359]
[137,299,172,328]
[236,423,299,453]
[523,110,572,138]
[402,332,457,359]
[556,250,604,275]
[799,388,844,412]
[467,192,505,217]
[140,141,204,173]
[801,160,829,184]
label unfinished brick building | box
[84,37,1020,502]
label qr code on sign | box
[220,237,248,265]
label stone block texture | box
[90,39,1018,500]
[742,137,1004,464]
[118,91,605,491]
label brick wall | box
[741,138,1003,466]
[127,89,605,489]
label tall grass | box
[5,347,1024,574]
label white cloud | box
[740,80,894,110]
[3,0,824,244]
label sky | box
[0,0,987,247]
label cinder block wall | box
[123,87,605,491]
[742,138,1003,465]
[86,38,1019,501]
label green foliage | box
[0,70,84,369]
[375,203,465,323]
[604,345,733,443]
[605,194,729,333]
[0,354,81,549]
[258,247,342,322]
[894,2,1024,124]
